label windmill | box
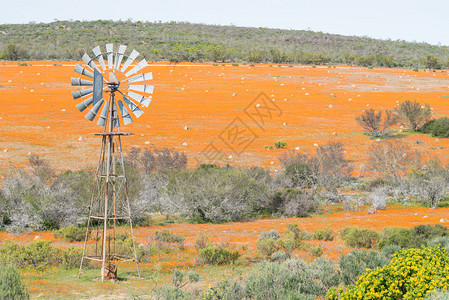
[71,44,154,282]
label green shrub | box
[194,233,211,251]
[327,247,449,300]
[340,227,379,248]
[136,243,157,262]
[257,238,279,257]
[426,289,449,299]
[154,286,187,300]
[427,236,449,251]
[0,265,29,299]
[199,246,240,265]
[274,140,288,149]
[309,245,323,257]
[311,228,334,241]
[153,229,185,243]
[58,247,83,269]
[53,226,86,242]
[420,118,449,138]
[23,240,54,269]
[381,244,402,258]
[284,164,313,188]
[166,165,268,223]
[258,230,281,241]
[271,251,289,262]
[379,225,448,249]
[0,241,26,268]
[339,250,390,285]
[245,258,340,298]
[286,223,310,241]
[378,227,414,249]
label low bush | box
[327,246,449,300]
[427,236,449,251]
[340,227,379,248]
[339,249,390,285]
[0,240,88,270]
[53,226,86,242]
[311,228,334,241]
[204,258,341,299]
[153,229,185,244]
[0,265,29,300]
[274,141,288,149]
[194,233,211,251]
[309,245,323,257]
[198,246,240,265]
[379,225,448,249]
[420,118,449,138]
[257,237,279,257]
[426,289,449,300]
[165,165,268,223]
[257,229,302,257]
[258,230,281,241]
[57,246,83,269]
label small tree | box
[368,140,422,183]
[396,100,432,131]
[356,109,399,137]
[424,54,441,70]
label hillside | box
[0,20,448,68]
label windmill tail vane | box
[71,44,154,282]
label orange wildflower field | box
[1,61,449,174]
[2,61,449,297]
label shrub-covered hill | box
[0,20,448,68]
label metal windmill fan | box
[72,44,154,282]
[71,43,153,127]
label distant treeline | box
[0,20,448,68]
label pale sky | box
[1,0,448,45]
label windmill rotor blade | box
[76,96,93,112]
[129,84,154,94]
[114,44,127,70]
[106,43,114,69]
[93,69,104,106]
[74,64,94,78]
[92,46,106,71]
[82,53,100,72]
[72,88,93,99]
[85,99,104,121]
[123,96,144,118]
[128,72,153,83]
[97,101,109,126]
[118,100,133,125]
[112,101,120,127]
[125,59,148,77]
[71,77,93,86]
[127,91,152,107]
[121,49,139,73]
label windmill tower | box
[70,44,154,282]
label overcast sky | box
[1,0,448,45]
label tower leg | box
[79,135,107,279]
[118,136,141,277]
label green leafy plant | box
[274,140,288,149]
[0,265,29,300]
[340,227,379,248]
[198,246,240,265]
[53,226,86,242]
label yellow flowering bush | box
[327,246,449,300]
